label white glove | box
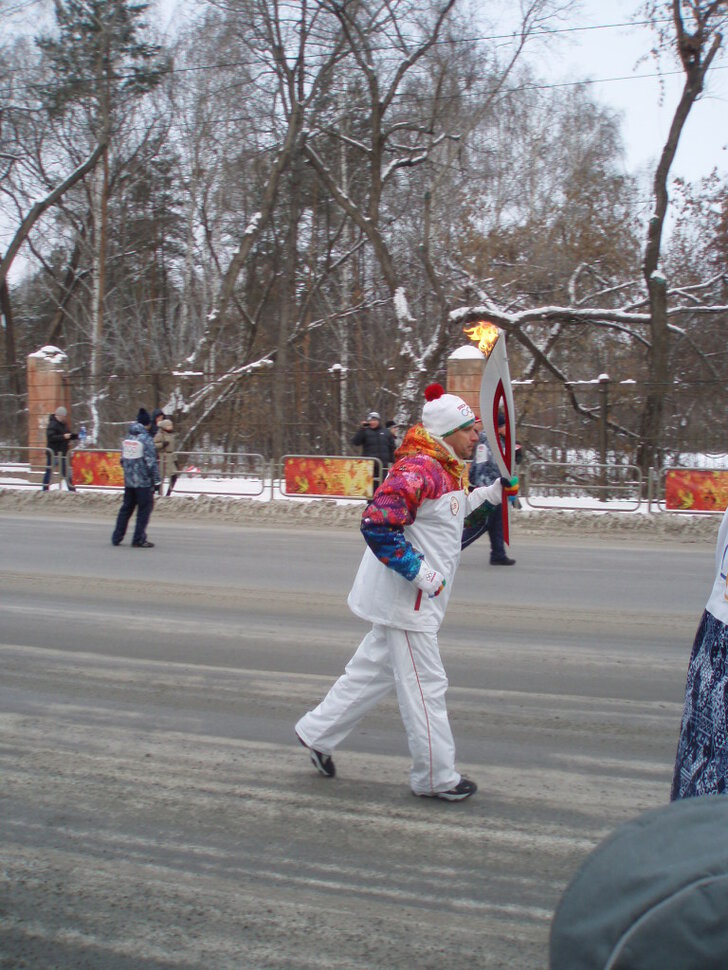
[413,561,446,598]
[466,479,502,513]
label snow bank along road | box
[0,507,715,969]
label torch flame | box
[464,322,500,357]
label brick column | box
[27,346,71,467]
[446,345,484,415]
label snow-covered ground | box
[0,473,721,544]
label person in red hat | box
[296,383,518,800]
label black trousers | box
[487,504,508,561]
[112,486,154,545]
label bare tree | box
[301,0,577,425]
[451,1,728,479]
[0,33,105,407]
[636,0,728,476]
[164,0,352,448]
[36,0,169,436]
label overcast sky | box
[4,0,726,280]
[153,0,727,183]
[505,0,727,183]
[10,0,727,183]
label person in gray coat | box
[154,417,180,496]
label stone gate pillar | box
[27,346,71,467]
[446,345,485,415]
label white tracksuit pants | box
[295,623,460,795]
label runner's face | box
[445,424,479,460]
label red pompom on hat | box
[422,382,475,437]
[424,383,445,402]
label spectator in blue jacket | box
[111,408,161,548]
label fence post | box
[330,364,344,454]
[647,465,656,512]
[599,373,609,499]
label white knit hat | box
[422,383,475,437]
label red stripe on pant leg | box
[405,631,434,792]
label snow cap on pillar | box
[422,383,475,438]
[447,344,485,416]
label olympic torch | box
[464,323,516,546]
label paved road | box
[0,512,715,969]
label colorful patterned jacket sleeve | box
[360,455,446,580]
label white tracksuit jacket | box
[347,478,501,633]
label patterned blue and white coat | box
[120,422,161,489]
[672,506,728,799]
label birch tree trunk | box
[89,145,109,430]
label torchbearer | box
[295,381,518,801]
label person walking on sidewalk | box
[111,408,161,548]
[295,382,518,801]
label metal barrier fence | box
[0,446,269,496]
[2,445,727,514]
[0,446,69,490]
[523,461,643,512]
[170,451,267,498]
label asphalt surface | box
[0,511,715,969]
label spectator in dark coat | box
[351,411,396,490]
[468,412,521,565]
[41,406,78,491]
[151,408,165,434]
[111,408,161,548]
[386,419,401,446]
